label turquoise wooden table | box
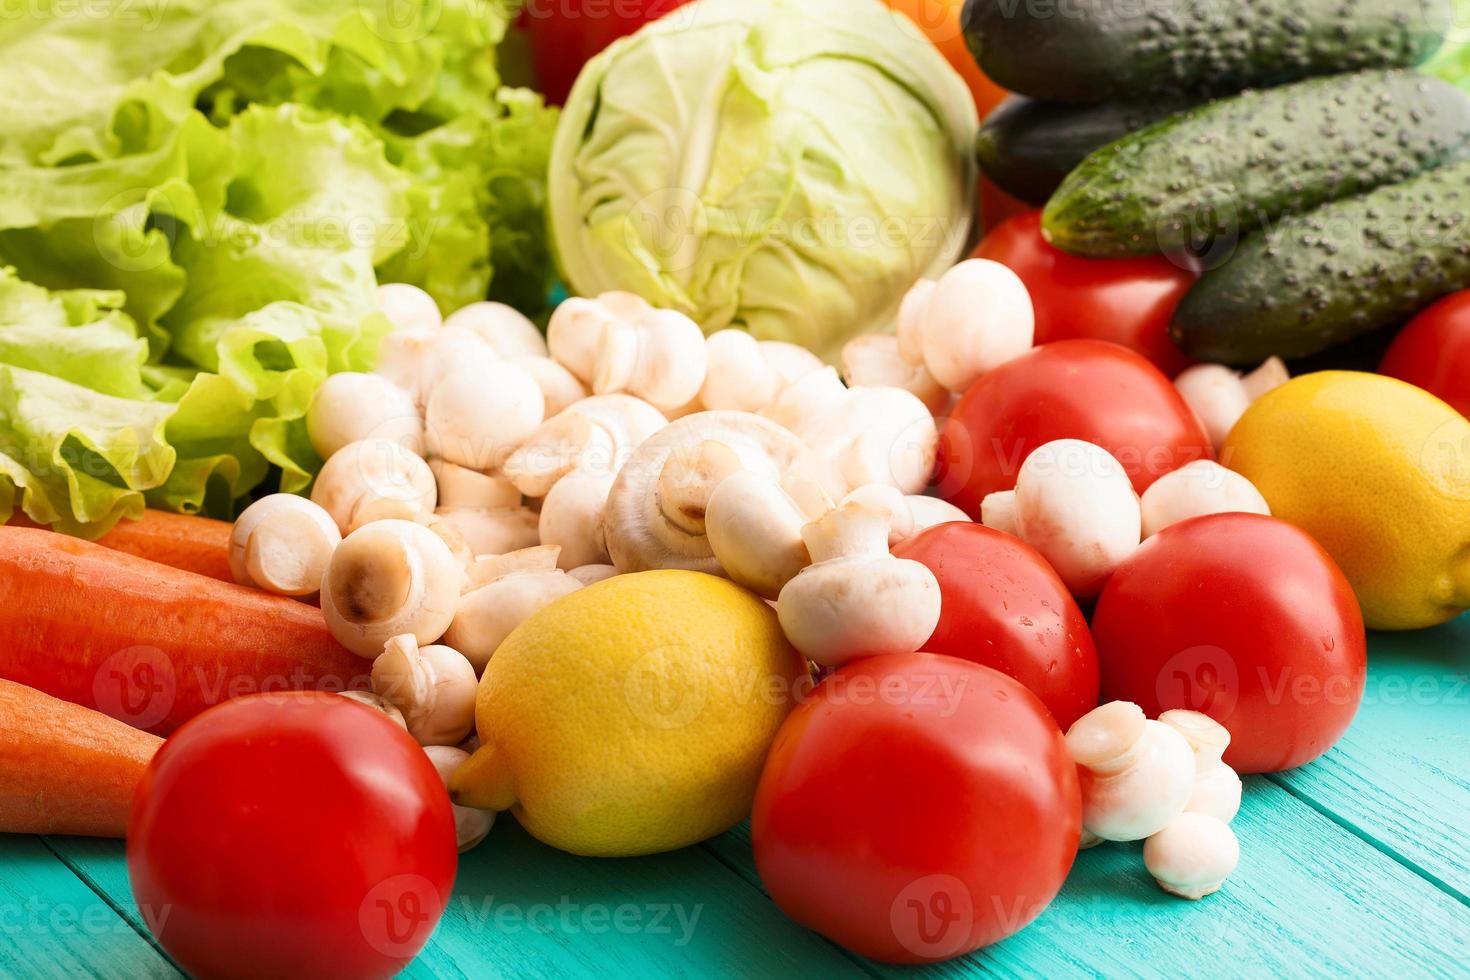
[4,617,1468,978]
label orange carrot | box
[0,679,163,837]
[9,509,236,583]
[0,527,368,736]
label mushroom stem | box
[656,440,743,537]
[801,503,893,564]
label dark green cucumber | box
[1043,71,1470,258]
[976,96,1191,205]
[962,0,1451,104]
[1171,159,1470,364]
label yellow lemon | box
[450,570,807,856]
[1224,371,1470,630]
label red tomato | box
[892,523,1098,729]
[520,0,694,105]
[974,212,1195,376]
[936,339,1213,516]
[1379,291,1470,417]
[128,693,458,980]
[1092,513,1367,774]
[752,653,1080,964]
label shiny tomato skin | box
[936,339,1213,515]
[521,0,694,105]
[974,212,1195,376]
[1379,291,1470,417]
[128,692,458,980]
[893,523,1098,730]
[1092,513,1367,774]
[752,653,1080,964]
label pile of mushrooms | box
[1066,702,1243,900]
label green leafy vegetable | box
[0,0,557,537]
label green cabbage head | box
[548,0,979,361]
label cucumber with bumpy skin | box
[1043,71,1470,258]
[962,0,1451,104]
[1171,159,1470,364]
[976,96,1190,205]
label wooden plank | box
[1271,614,1470,899]
[705,782,1470,978]
[0,836,176,980]
[50,822,869,980]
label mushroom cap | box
[593,309,709,412]
[906,495,971,535]
[307,372,423,460]
[1158,708,1233,770]
[1188,761,1244,824]
[1014,439,1141,598]
[445,302,548,360]
[229,494,341,596]
[896,278,937,366]
[434,507,541,558]
[425,362,545,471]
[567,564,618,587]
[979,490,1018,535]
[706,470,823,600]
[1140,460,1270,539]
[759,341,824,387]
[701,330,781,413]
[1079,718,1196,842]
[1066,701,1148,774]
[502,394,667,498]
[761,367,846,432]
[539,469,616,570]
[1143,812,1240,899]
[430,459,522,511]
[913,259,1035,392]
[823,387,940,496]
[513,356,589,418]
[409,325,506,410]
[338,690,408,729]
[310,438,437,534]
[840,335,950,416]
[371,634,477,746]
[776,553,941,666]
[548,293,654,383]
[445,565,582,670]
[422,744,496,852]
[1242,356,1290,401]
[603,411,817,575]
[378,283,442,332]
[320,519,464,658]
[1174,364,1252,450]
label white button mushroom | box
[841,485,970,547]
[501,394,667,499]
[593,308,709,413]
[311,438,438,534]
[425,362,545,472]
[761,367,848,433]
[603,412,820,576]
[429,459,522,511]
[229,495,342,597]
[980,490,1018,536]
[895,259,1036,393]
[547,292,654,383]
[306,373,423,460]
[371,634,478,746]
[445,547,583,671]
[707,470,834,600]
[422,744,495,852]
[378,283,441,332]
[538,469,616,569]
[776,501,942,667]
[1014,440,1141,598]
[443,302,548,360]
[567,564,618,586]
[434,507,541,558]
[840,335,950,416]
[338,690,409,729]
[759,341,824,387]
[1065,701,1196,842]
[1175,357,1290,450]
[381,325,507,412]
[1140,461,1270,539]
[1159,709,1243,824]
[700,330,781,413]
[1143,812,1240,900]
[512,356,589,418]
[320,520,465,658]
